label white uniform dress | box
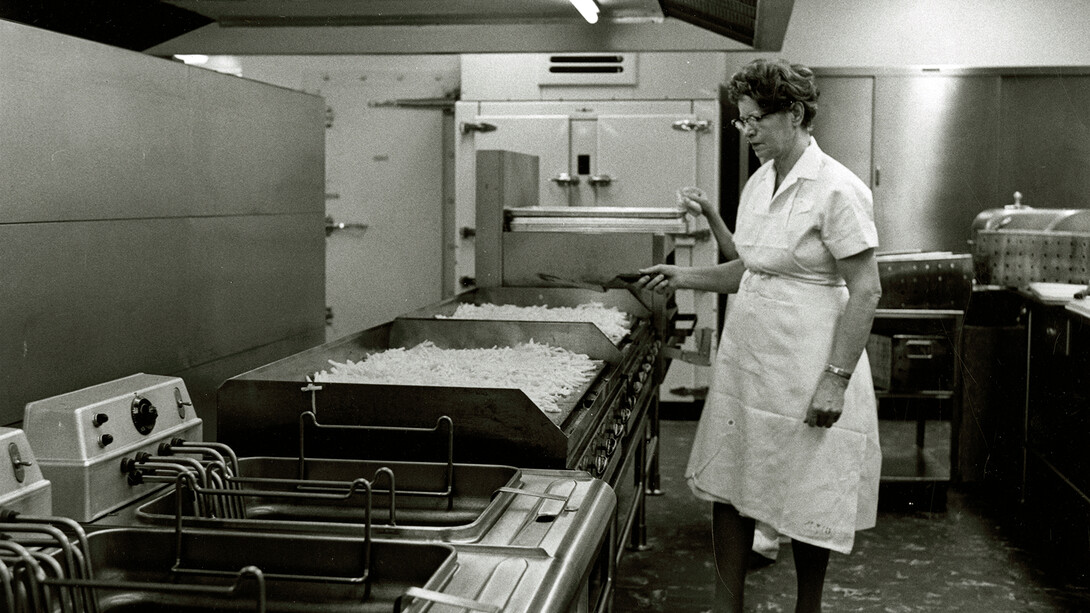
[686,138,881,555]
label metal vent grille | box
[548,55,626,74]
[661,0,759,46]
[539,54,638,86]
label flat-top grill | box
[12,373,615,613]
[217,313,654,472]
[218,288,661,576]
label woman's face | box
[736,95,797,164]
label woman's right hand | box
[636,264,684,294]
[677,186,712,217]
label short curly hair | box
[725,59,819,128]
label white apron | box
[686,272,881,554]
[686,143,881,555]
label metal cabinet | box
[1023,302,1090,498]
[1020,299,1090,564]
[812,70,1002,254]
[869,309,964,509]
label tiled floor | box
[614,419,1090,612]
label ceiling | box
[0,0,794,53]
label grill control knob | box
[595,453,609,476]
[603,435,618,455]
[130,395,158,435]
[99,434,114,447]
[92,413,109,427]
[611,420,625,438]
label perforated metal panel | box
[877,254,974,310]
[974,230,1090,286]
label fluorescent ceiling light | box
[569,0,600,24]
[174,54,209,65]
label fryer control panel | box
[23,373,201,460]
[21,373,203,521]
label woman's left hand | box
[804,372,848,428]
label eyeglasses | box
[730,104,792,131]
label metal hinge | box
[368,88,459,111]
[672,119,711,132]
[668,386,709,400]
[460,121,497,134]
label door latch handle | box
[672,119,711,132]
[588,174,613,186]
[550,172,580,186]
[459,121,497,134]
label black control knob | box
[130,396,158,435]
[92,413,109,427]
[120,457,137,473]
[99,434,114,447]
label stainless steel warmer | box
[970,194,1090,287]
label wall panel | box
[0,20,325,428]
[999,75,1090,209]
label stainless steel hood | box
[160,0,663,27]
[661,0,793,48]
[152,0,795,51]
[159,0,667,27]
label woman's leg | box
[711,502,755,613]
[791,539,830,613]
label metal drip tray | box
[135,458,522,541]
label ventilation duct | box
[659,0,794,48]
[540,54,639,85]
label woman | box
[640,59,882,613]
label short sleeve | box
[821,180,878,260]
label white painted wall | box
[236,55,460,339]
[734,0,1090,67]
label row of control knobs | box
[588,341,661,477]
[88,390,190,448]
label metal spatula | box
[537,272,645,292]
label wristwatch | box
[824,364,853,381]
